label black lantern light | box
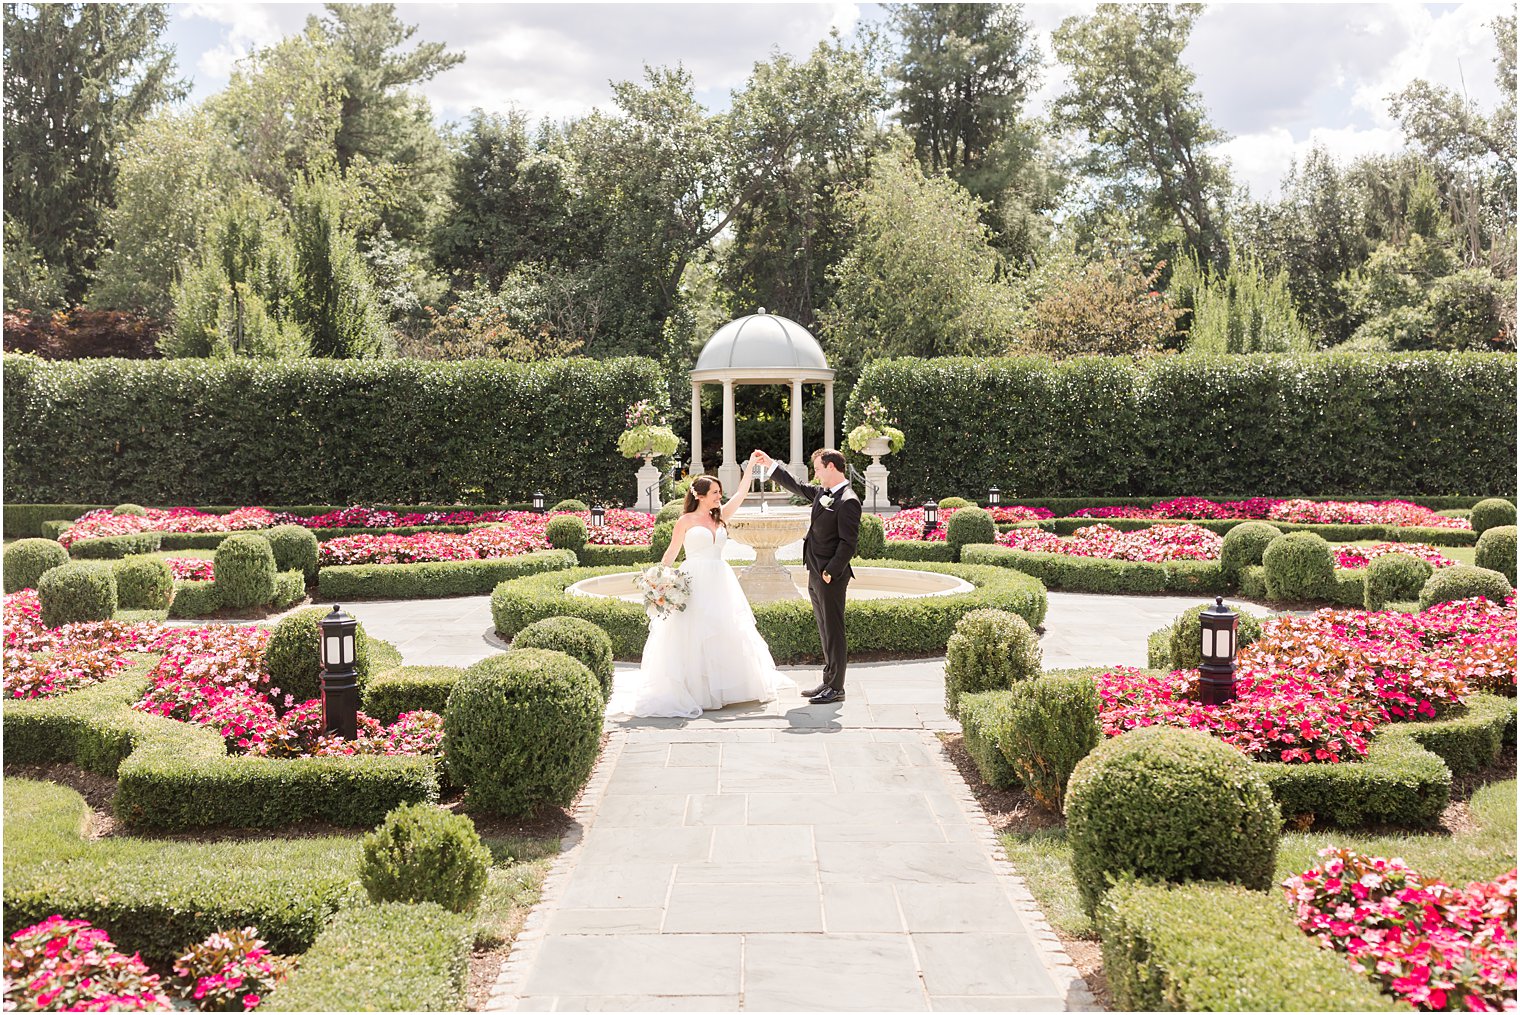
[532,490,546,514]
[1198,596,1240,705]
[923,500,939,533]
[672,457,684,479]
[987,486,1002,508]
[591,504,606,529]
[318,605,360,739]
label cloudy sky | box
[161,1,1513,199]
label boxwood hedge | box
[1037,516,1478,546]
[961,544,1229,595]
[316,549,577,600]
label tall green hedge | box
[2,356,666,504]
[849,353,1516,501]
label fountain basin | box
[567,565,974,604]
[724,507,812,602]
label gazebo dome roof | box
[692,309,829,375]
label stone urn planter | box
[860,438,894,513]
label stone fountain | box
[725,507,811,603]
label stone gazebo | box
[689,309,835,495]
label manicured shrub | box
[37,562,118,627]
[265,524,319,581]
[111,503,148,516]
[997,674,1101,811]
[443,649,603,816]
[1065,725,1281,916]
[857,512,886,559]
[1261,531,1335,601]
[70,531,162,558]
[213,533,277,608]
[1418,564,1513,610]
[362,667,462,725]
[656,502,683,524]
[3,537,68,593]
[1166,605,1264,671]
[650,520,677,563]
[511,616,615,700]
[578,543,657,566]
[264,607,376,707]
[945,506,996,561]
[957,691,1018,789]
[545,515,587,555]
[943,608,1040,717]
[962,545,1229,595]
[938,496,974,509]
[112,555,173,610]
[1469,497,1517,535]
[1475,525,1517,586]
[552,498,589,513]
[166,580,220,618]
[1364,553,1436,611]
[1219,521,1282,579]
[271,570,307,609]
[358,802,491,913]
[317,550,576,601]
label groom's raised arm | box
[768,463,818,501]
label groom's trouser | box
[808,570,850,693]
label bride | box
[607,452,793,719]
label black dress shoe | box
[809,688,845,705]
[800,683,827,698]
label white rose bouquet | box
[635,565,691,620]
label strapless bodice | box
[682,524,726,561]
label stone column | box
[824,381,835,449]
[690,380,704,475]
[719,379,740,495]
[788,378,805,478]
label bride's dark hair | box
[684,476,723,526]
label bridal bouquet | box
[635,565,691,620]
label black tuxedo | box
[770,466,861,693]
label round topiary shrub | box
[1261,531,1335,601]
[938,496,974,510]
[113,555,173,610]
[1418,564,1513,611]
[1220,521,1282,579]
[944,608,1041,717]
[545,515,588,555]
[857,512,886,559]
[264,606,375,707]
[1364,553,1437,611]
[656,502,684,524]
[999,674,1101,812]
[358,802,492,913]
[1065,725,1281,916]
[37,562,118,628]
[1475,526,1517,587]
[1469,498,1517,536]
[511,616,615,699]
[1167,604,1264,670]
[552,499,589,513]
[213,533,277,609]
[945,506,996,562]
[111,503,148,516]
[3,538,69,593]
[651,520,679,563]
[265,524,320,582]
[444,649,604,816]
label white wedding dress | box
[608,523,793,719]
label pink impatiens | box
[1334,542,1457,570]
[1067,497,1469,530]
[318,510,655,565]
[1285,849,1516,1011]
[998,522,1224,562]
[59,507,276,548]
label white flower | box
[819,495,835,509]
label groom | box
[754,448,860,704]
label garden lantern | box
[591,505,606,529]
[672,457,684,478]
[319,605,359,740]
[923,500,939,533]
[532,490,546,513]
[987,486,1001,508]
[1198,596,1240,706]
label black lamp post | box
[591,504,606,529]
[672,457,684,479]
[532,490,546,514]
[923,500,939,534]
[319,605,359,739]
[1198,596,1240,705]
[987,486,1002,508]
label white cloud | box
[1219,123,1407,199]
[179,2,309,83]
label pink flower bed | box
[167,557,215,581]
[1067,497,1469,530]
[1285,849,1516,1011]
[272,506,513,529]
[2,591,173,699]
[59,508,276,548]
[997,522,1224,562]
[989,506,1054,523]
[1334,542,1458,570]
[318,510,655,565]
[1096,596,1516,763]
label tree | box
[820,139,1016,372]
[396,278,583,361]
[288,175,392,358]
[89,107,242,320]
[3,2,187,305]
[1168,248,1312,354]
[1012,246,1183,357]
[1051,4,1231,271]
